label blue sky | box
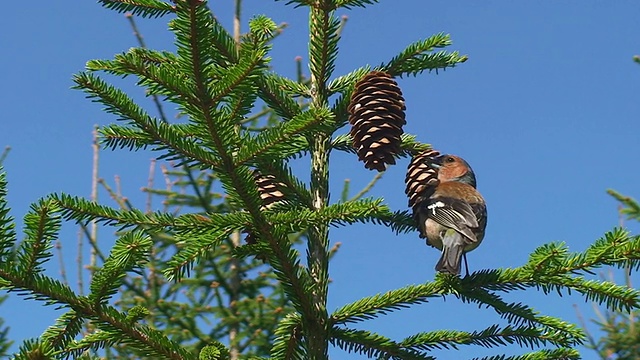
[2,1,640,359]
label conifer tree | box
[1,1,640,359]
[580,190,640,360]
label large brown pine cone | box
[348,71,406,172]
[404,149,441,210]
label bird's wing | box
[470,202,487,235]
[423,196,479,243]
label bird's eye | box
[446,157,455,163]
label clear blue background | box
[1,1,639,359]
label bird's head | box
[431,154,477,188]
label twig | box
[0,146,10,165]
[55,240,68,286]
[76,227,84,295]
[349,172,383,202]
[125,13,169,122]
[89,126,100,278]
[146,159,156,213]
[573,304,603,357]
[336,15,348,37]
[98,178,128,209]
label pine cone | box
[253,170,287,209]
[405,149,441,210]
[348,71,406,172]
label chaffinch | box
[415,154,487,276]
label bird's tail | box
[435,230,466,275]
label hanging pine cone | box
[405,149,441,211]
[253,170,287,209]
[348,71,406,172]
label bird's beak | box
[430,155,446,168]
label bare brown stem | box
[89,126,100,278]
[0,146,10,165]
[55,240,68,286]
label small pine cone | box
[348,71,406,172]
[242,230,268,262]
[253,171,287,209]
[405,149,441,210]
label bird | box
[414,154,487,276]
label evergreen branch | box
[87,50,196,102]
[559,228,640,274]
[98,123,201,152]
[99,123,156,151]
[89,231,153,305]
[40,310,85,351]
[317,198,390,227]
[334,0,379,9]
[74,305,193,360]
[263,198,394,233]
[172,211,250,236]
[0,295,11,356]
[327,66,370,94]
[172,1,270,155]
[166,3,318,321]
[331,274,581,348]
[169,171,318,328]
[455,286,584,347]
[13,339,55,360]
[127,47,180,64]
[16,198,62,275]
[607,189,640,221]
[0,170,16,262]
[380,33,468,77]
[163,228,234,281]
[330,282,440,325]
[464,230,640,312]
[271,313,306,359]
[465,268,640,313]
[51,193,175,229]
[545,276,638,313]
[236,107,334,165]
[62,329,120,358]
[255,160,314,208]
[207,46,267,113]
[0,269,80,309]
[208,8,239,65]
[331,133,432,158]
[275,0,314,9]
[73,72,222,168]
[247,228,317,331]
[330,134,354,154]
[311,26,363,342]
[172,0,218,85]
[470,348,580,360]
[98,0,175,18]
[308,11,340,98]
[379,210,417,234]
[330,91,351,132]
[257,73,303,120]
[275,75,311,98]
[0,266,192,359]
[330,327,433,360]
[400,324,572,352]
